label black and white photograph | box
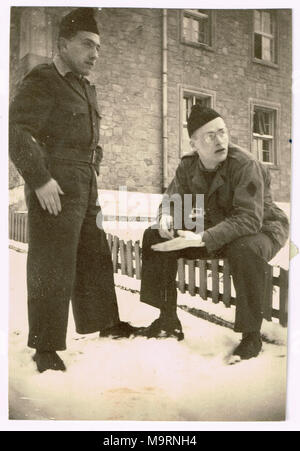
[2,0,300,428]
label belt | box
[46,146,98,165]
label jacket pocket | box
[52,102,92,146]
[59,103,89,126]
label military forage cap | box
[59,7,99,37]
[187,105,221,138]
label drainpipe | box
[162,9,168,190]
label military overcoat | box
[9,62,102,187]
[159,145,289,253]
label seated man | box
[139,105,289,361]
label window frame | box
[180,9,214,51]
[252,9,279,68]
[249,99,281,168]
[179,85,216,156]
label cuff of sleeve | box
[26,170,52,191]
[202,231,220,254]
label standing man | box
[10,8,137,373]
[139,105,289,361]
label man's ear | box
[58,37,68,52]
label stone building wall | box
[167,9,292,201]
[9,7,292,201]
[93,8,163,193]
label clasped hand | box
[35,178,64,216]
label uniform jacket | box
[9,60,102,190]
[159,145,289,253]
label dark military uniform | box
[140,145,289,333]
[9,60,120,351]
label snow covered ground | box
[9,247,287,422]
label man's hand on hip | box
[35,178,64,216]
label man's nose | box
[90,48,99,60]
[215,134,223,145]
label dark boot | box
[33,351,66,373]
[153,286,184,340]
[139,314,184,341]
[100,321,140,339]
[232,332,262,360]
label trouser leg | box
[140,227,178,311]
[72,177,120,333]
[141,226,281,334]
[26,190,84,351]
[140,227,211,316]
[225,233,281,333]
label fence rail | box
[9,210,288,327]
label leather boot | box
[100,321,140,339]
[33,351,66,373]
[232,332,262,360]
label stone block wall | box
[9,7,292,201]
[92,8,163,193]
[167,9,292,201]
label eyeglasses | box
[202,128,228,144]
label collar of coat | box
[53,54,91,85]
[52,55,100,110]
[182,145,250,198]
[183,149,229,198]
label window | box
[182,10,213,47]
[252,107,277,164]
[181,91,213,155]
[253,10,277,64]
